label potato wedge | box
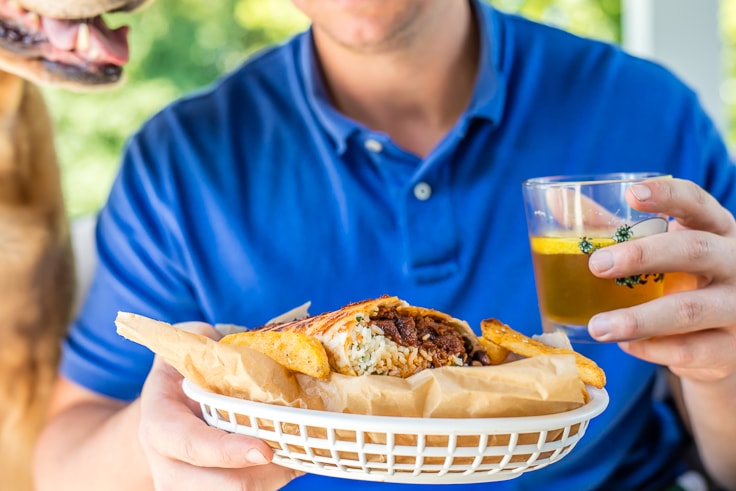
[220,330,330,380]
[476,336,510,365]
[480,319,606,389]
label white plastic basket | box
[182,379,608,484]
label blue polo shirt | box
[61,2,736,490]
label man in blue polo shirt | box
[35,1,736,490]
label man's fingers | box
[626,178,736,237]
[619,329,736,382]
[588,228,732,280]
[150,456,301,491]
[140,400,273,468]
[589,287,736,342]
[141,357,273,469]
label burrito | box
[252,295,491,378]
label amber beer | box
[530,236,664,326]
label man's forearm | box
[34,399,153,491]
[682,374,736,490]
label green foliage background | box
[42,0,725,218]
[41,0,310,216]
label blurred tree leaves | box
[721,1,736,144]
[43,79,181,216]
[44,0,620,217]
[492,0,620,42]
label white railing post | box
[622,0,725,133]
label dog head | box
[0,0,153,91]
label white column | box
[622,0,725,133]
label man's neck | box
[314,2,479,157]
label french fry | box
[476,336,510,365]
[480,319,606,389]
[220,330,330,380]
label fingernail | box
[589,249,614,273]
[630,184,652,201]
[246,449,268,465]
[588,315,611,340]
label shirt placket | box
[361,134,459,283]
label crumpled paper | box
[116,312,588,418]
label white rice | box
[348,317,459,377]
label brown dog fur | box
[0,72,73,491]
[0,1,152,488]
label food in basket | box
[224,295,493,378]
[220,330,330,380]
[219,296,605,390]
[480,318,606,388]
[476,335,511,365]
[170,300,612,484]
[115,296,606,419]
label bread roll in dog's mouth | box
[254,296,491,378]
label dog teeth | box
[88,44,101,61]
[76,22,90,53]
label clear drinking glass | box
[522,172,670,342]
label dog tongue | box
[42,17,129,65]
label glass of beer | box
[522,173,670,342]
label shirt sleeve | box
[60,112,204,401]
[688,93,736,213]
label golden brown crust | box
[257,296,403,335]
[480,319,607,389]
[477,336,511,365]
[220,331,330,380]
[257,296,487,377]
[255,296,406,376]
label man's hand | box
[139,322,301,491]
[585,178,736,489]
[585,178,736,382]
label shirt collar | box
[298,0,507,154]
[465,0,507,126]
[299,32,359,154]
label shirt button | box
[413,182,432,201]
[364,138,383,153]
